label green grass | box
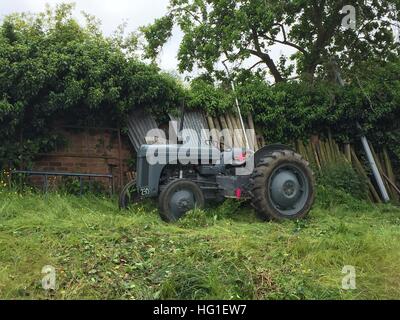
[0,187,399,300]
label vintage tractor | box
[119,139,315,222]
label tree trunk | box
[262,54,284,83]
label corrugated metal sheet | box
[169,110,210,147]
[127,109,212,151]
[127,110,159,151]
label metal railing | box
[11,170,114,195]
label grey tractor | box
[119,139,315,222]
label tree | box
[141,0,400,82]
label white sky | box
[0,0,293,80]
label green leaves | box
[142,0,399,82]
[141,15,174,61]
[184,55,400,145]
[0,5,184,168]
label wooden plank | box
[333,139,343,162]
[311,142,322,172]
[224,114,238,147]
[317,141,326,168]
[344,143,351,163]
[218,116,232,149]
[296,140,309,162]
[212,117,223,150]
[258,134,266,148]
[238,116,254,151]
[230,114,244,148]
[232,115,245,148]
[247,114,259,150]
[369,143,393,199]
[206,116,219,146]
[323,140,333,165]
[383,147,398,200]
[382,173,400,196]
[327,131,336,162]
[234,115,247,148]
[383,147,396,184]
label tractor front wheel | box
[251,150,315,221]
[159,179,205,222]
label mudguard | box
[253,144,295,166]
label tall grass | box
[0,187,399,300]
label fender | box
[253,144,295,166]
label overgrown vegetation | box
[0,188,399,300]
[0,4,184,168]
[317,162,369,201]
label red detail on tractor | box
[235,188,242,199]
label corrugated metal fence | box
[127,108,261,152]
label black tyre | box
[119,179,141,209]
[251,150,315,221]
[159,179,205,222]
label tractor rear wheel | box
[251,150,315,221]
[159,179,205,222]
[119,179,141,209]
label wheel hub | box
[283,181,296,196]
[270,170,302,210]
[170,190,195,216]
[178,199,190,211]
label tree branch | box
[250,28,284,82]
[263,23,308,55]
[247,60,264,71]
